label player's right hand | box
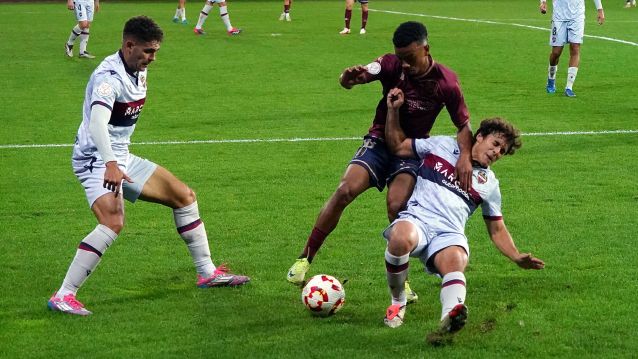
[339,65,367,89]
[539,2,547,14]
[103,161,133,197]
[386,88,404,109]
[67,0,74,10]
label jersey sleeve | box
[440,72,470,129]
[413,137,437,160]
[480,175,503,220]
[362,54,400,87]
[90,72,122,112]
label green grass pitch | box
[1,0,637,357]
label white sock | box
[548,65,558,80]
[79,29,90,54]
[173,7,180,18]
[196,4,213,29]
[440,271,466,320]
[174,201,216,278]
[181,8,187,21]
[67,24,81,46]
[566,67,578,90]
[57,225,118,297]
[385,249,409,306]
[219,6,232,30]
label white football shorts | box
[549,20,584,46]
[383,213,470,276]
[73,0,95,22]
[72,153,158,208]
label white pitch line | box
[1,130,636,150]
[370,9,638,46]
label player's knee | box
[79,21,90,29]
[174,186,196,208]
[101,216,124,234]
[333,183,357,207]
[388,236,412,256]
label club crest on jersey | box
[97,82,114,97]
[365,62,381,75]
[477,170,488,184]
[139,75,147,88]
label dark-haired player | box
[48,16,249,316]
[382,88,544,336]
[287,22,474,304]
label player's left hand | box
[514,253,545,270]
[454,155,472,193]
[597,9,604,25]
[95,1,100,12]
[539,2,547,14]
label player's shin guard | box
[196,4,212,29]
[58,224,117,297]
[440,271,466,320]
[385,249,409,306]
[174,201,216,278]
[219,6,232,30]
[67,24,81,45]
[79,29,90,54]
[548,65,558,80]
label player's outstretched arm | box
[484,218,545,270]
[385,88,414,158]
[455,124,473,193]
[67,0,74,10]
[339,65,368,89]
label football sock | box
[385,249,409,306]
[79,28,90,54]
[174,7,180,19]
[219,6,232,30]
[284,4,290,12]
[566,67,578,90]
[174,201,216,278]
[362,10,368,29]
[344,9,352,29]
[181,8,186,21]
[67,24,81,46]
[440,271,466,320]
[548,65,558,80]
[57,224,118,297]
[196,4,213,29]
[302,227,328,263]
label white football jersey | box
[73,51,148,162]
[404,136,503,236]
[551,0,601,21]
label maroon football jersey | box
[362,54,470,139]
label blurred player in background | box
[383,89,544,340]
[172,0,188,24]
[625,0,636,7]
[64,0,99,59]
[193,0,241,35]
[279,0,292,21]
[339,0,368,35]
[540,0,605,97]
[287,22,474,304]
[48,16,249,316]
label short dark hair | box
[123,16,164,43]
[393,21,428,48]
[474,118,522,155]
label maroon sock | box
[284,4,290,12]
[345,9,352,29]
[302,227,328,262]
[362,10,368,29]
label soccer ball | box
[301,274,345,317]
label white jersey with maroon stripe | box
[404,136,503,236]
[73,51,147,162]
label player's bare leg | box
[565,43,580,97]
[546,46,563,93]
[386,172,419,302]
[140,166,249,287]
[287,164,370,285]
[383,221,418,327]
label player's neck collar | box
[118,50,139,79]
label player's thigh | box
[349,135,392,192]
[73,0,94,22]
[428,235,469,275]
[386,158,418,205]
[138,165,193,208]
[336,163,372,199]
[549,21,568,46]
